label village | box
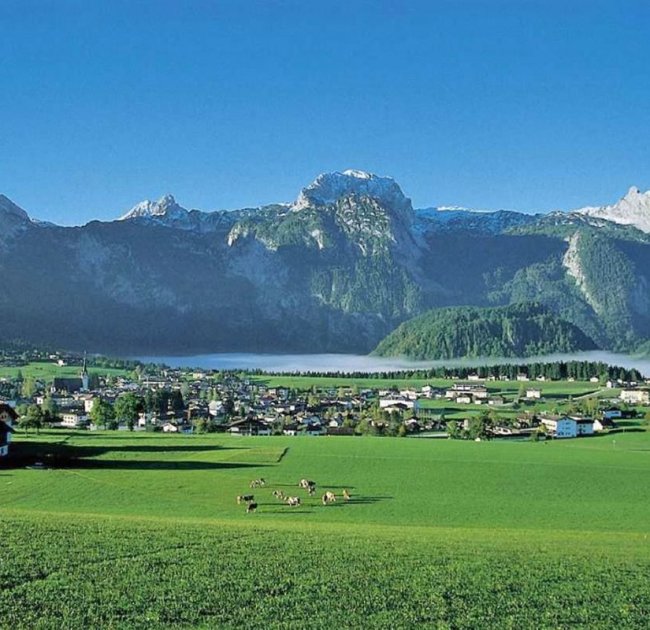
[1,348,649,460]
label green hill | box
[373,302,598,359]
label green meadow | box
[2,431,649,628]
[253,374,609,396]
[0,361,127,380]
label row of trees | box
[241,360,643,383]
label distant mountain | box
[414,206,539,235]
[373,303,598,360]
[577,186,650,233]
[0,172,649,355]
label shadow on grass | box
[273,483,357,490]
[601,428,645,435]
[5,441,262,471]
[72,460,266,471]
[72,444,248,454]
[318,496,392,508]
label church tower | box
[80,353,89,391]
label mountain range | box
[1,170,649,356]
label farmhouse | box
[60,411,89,428]
[446,384,488,403]
[525,388,542,400]
[379,396,416,410]
[540,415,577,438]
[227,418,271,436]
[0,403,17,457]
[620,388,650,405]
[540,414,594,438]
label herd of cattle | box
[236,478,351,513]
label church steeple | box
[80,352,89,391]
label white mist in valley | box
[134,351,650,376]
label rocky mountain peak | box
[119,194,186,221]
[292,170,413,220]
[0,194,30,222]
[578,186,650,233]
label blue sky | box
[1,0,649,225]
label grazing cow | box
[237,494,254,505]
[343,489,351,501]
[286,496,301,507]
[307,486,316,497]
[322,491,336,505]
[272,490,285,500]
[246,502,258,513]
[250,478,266,488]
[299,478,316,490]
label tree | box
[90,398,116,430]
[222,398,235,417]
[169,390,185,414]
[41,395,59,418]
[447,421,461,439]
[19,404,44,434]
[21,377,37,399]
[114,393,142,431]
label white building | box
[540,415,594,438]
[541,416,577,438]
[61,412,88,428]
[525,389,542,399]
[379,396,415,410]
[620,389,650,405]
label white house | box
[540,415,577,438]
[620,389,650,405]
[540,415,594,438]
[208,400,224,417]
[61,411,88,428]
[379,396,415,410]
[575,417,594,436]
[526,389,542,400]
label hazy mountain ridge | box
[1,172,649,354]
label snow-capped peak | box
[341,169,373,180]
[120,194,186,221]
[292,169,412,217]
[577,186,650,233]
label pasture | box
[0,361,127,380]
[252,374,610,396]
[2,431,650,628]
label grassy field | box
[2,430,649,628]
[0,361,128,380]
[252,374,611,396]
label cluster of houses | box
[2,354,650,460]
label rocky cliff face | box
[1,172,649,354]
[578,186,650,233]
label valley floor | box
[1,431,649,628]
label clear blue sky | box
[1,0,649,225]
